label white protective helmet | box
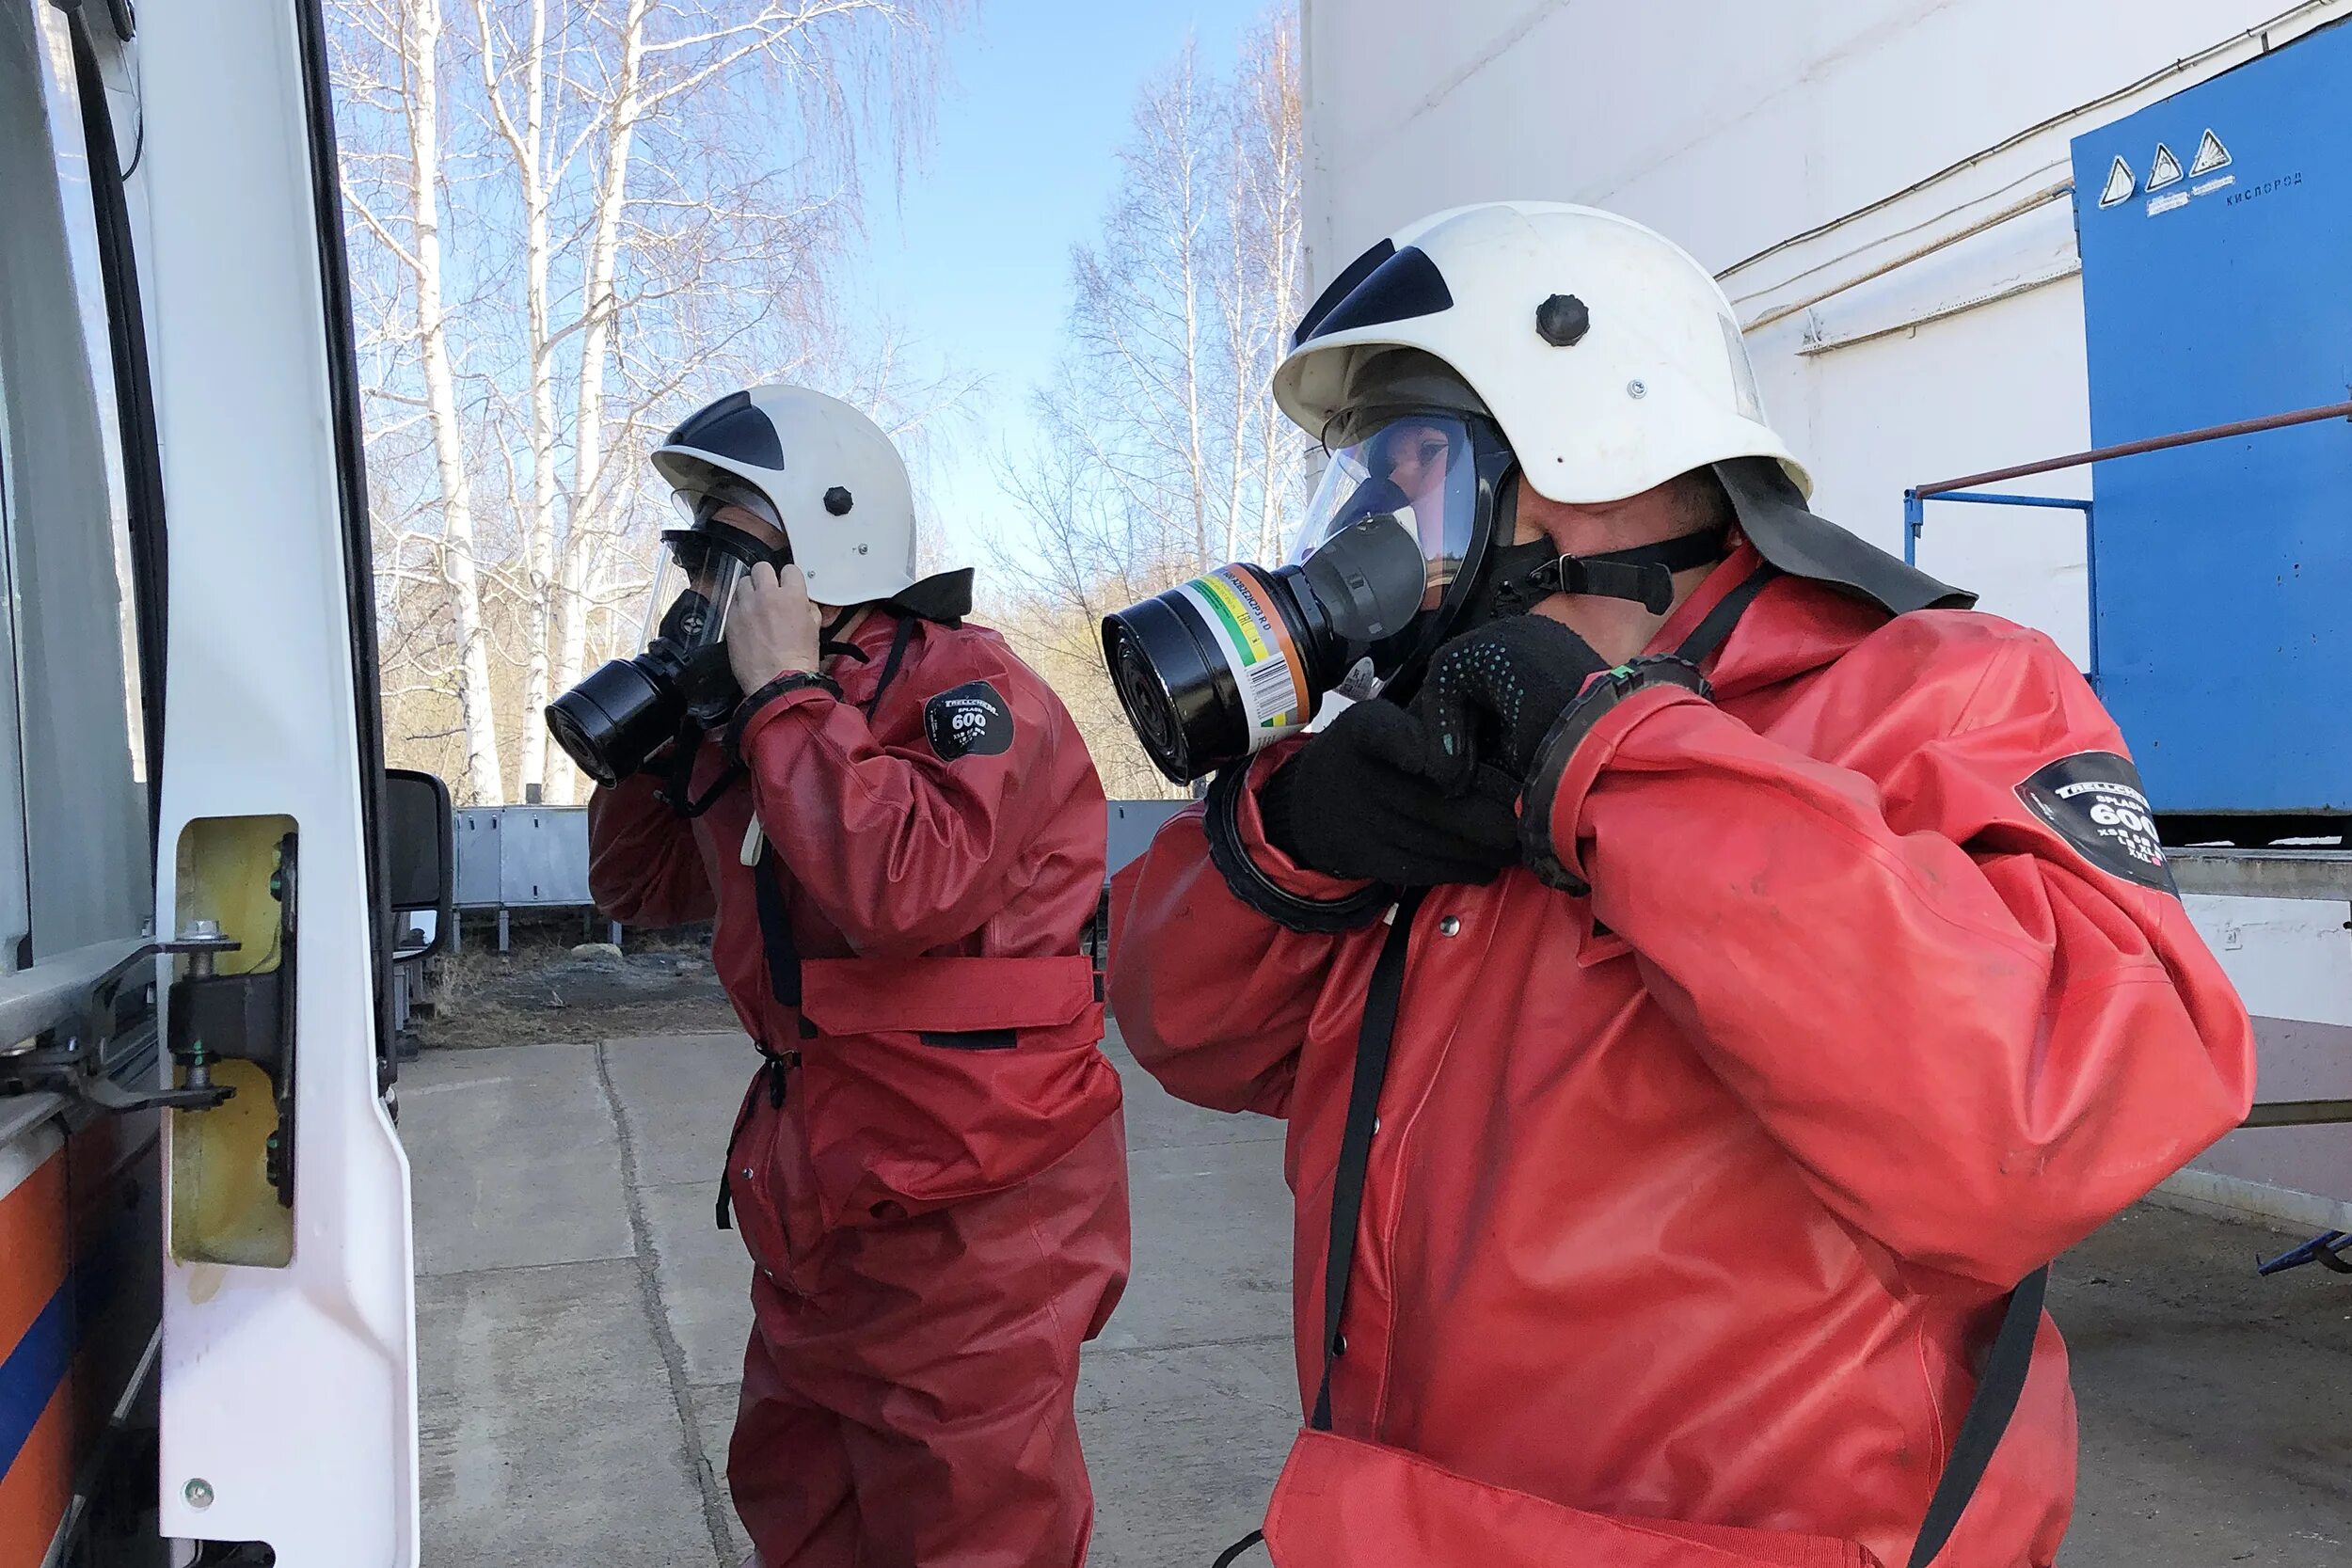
[652,384,918,607]
[1274,201,1963,620]
[1278,200,1806,506]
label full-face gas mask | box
[1102,405,1522,785]
[1101,402,1766,785]
[546,490,789,788]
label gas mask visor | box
[546,503,787,789]
[639,515,777,658]
[1098,410,1504,785]
[1292,407,1502,693]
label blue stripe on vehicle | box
[0,1284,72,1480]
[70,1192,138,1338]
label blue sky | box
[845,0,1279,560]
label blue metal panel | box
[2073,24,2352,815]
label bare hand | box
[727,562,822,692]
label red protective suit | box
[589,609,1130,1568]
[1109,545,2253,1568]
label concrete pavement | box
[401,1027,1298,1567]
[401,1027,2351,1566]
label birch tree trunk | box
[999,17,1307,797]
[1246,21,1303,564]
[1171,55,1210,571]
[518,1,557,800]
[405,0,504,801]
[544,0,650,805]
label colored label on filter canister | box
[1175,567,1310,747]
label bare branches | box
[329,0,966,802]
[995,15,1304,797]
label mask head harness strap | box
[1487,526,1732,619]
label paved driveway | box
[402,1029,2351,1565]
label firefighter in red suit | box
[1107,203,2253,1567]
[575,385,1130,1567]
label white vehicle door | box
[136,3,434,1563]
[6,2,440,1563]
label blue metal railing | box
[1901,396,2352,694]
[1902,488,2097,685]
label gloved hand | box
[1258,699,1521,887]
[1411,615,1611,789]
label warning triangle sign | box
[2189,128,2231,176]
[2147,142,2184,190]
[2097,155,2136,208]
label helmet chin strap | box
[1486,526,1731,619]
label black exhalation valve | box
[1535,293,1591,346]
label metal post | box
[609,920,622,948]
[2081,499,2101,695]
[497,909,510,953]
[1902,490,1923,566]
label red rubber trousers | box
[727,1112,1130,1568]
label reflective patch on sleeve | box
[2014,751,2176,894]
[924,681,1014,761]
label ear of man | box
[1675,467,1736,537]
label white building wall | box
[1302,0,2352,1220]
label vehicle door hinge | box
[0,931,243,1115]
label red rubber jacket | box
[589,610,1130,1566]
[1108,546,2254,1568]
[587,609,1124,1246]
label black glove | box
[1411,615,1611,789]
[1258,699,1521,887]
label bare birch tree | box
[997,17,1306,799]
[331,0,967,803]
[1229,18,1305,567]
[338,0,509,801]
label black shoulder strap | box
[667,760,744,819]
[716,617,913,1235]
[751,842,803,1011]
[1210,1529,1265,1567]
[654,724,745,819]
[1905,1265,2047,1567]
[1685,555,2044,1565]
[716,842,811,1232]
[1673,561,1780,670]
[1205,891,1425,1568]
[746,610,918,1003]
[1292,860,2043,1565]
[1309,887,1426,1432]
[864,613,920,719]
[739,616,914,1007]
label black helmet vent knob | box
[1535,293,1591,347]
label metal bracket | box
[2256,1230,2352,1277]
[0,932,242,1116]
